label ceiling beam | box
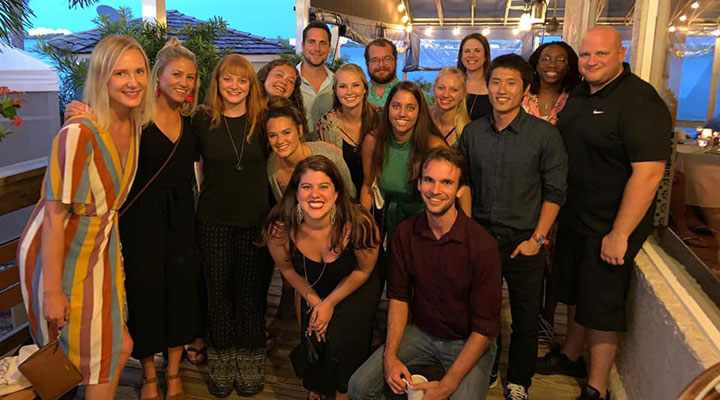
[435,0,445,26]
[471,0,476,26]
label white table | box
[676,144,720,208]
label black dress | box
[342,140,363,199]
[120,118,199,359]
[292,247,382,396]
[466,93,493,121]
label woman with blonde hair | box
[192,53,270,397]
[317,63,379,196]
[18,34,153,399]
[430,67,470,146]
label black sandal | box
[183,345,207,365]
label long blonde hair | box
[152,37,200,116]
[205,54,266,142]
[434,67,470,140]
[333,63,378,140]
[83,35,155,131]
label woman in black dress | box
[457,33,493,121]
[64,38,201,400]
[262,156,381,400]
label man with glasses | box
[298,21,335,136]
[365,38,400,107]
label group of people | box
[15,16,670,400]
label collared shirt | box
[557,63,671,240]
[458,109,568,236]
[521,91,569,126]
[389,211,502,340]
[368,77,399,107]
[297,62,335,137]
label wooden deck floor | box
[109,270,583,400]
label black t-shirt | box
[557,64,671,241]
[466,93,493,121]
[193,111,270,228]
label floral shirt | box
[521,91,569,126]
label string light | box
[679,14,687,21]
[482,26,490,36]
[512,27,520,35]
[398,3,405,12]
[691,2,699,9]
[405,25,413,33]
[402,15,409,23]
[424,26,433,35]
[669,25,676,32]
[452,26,460,36]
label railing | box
[678,362,720,400]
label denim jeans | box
[348,325,496,400]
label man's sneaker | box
[489,370,500,389]
[536,346,587,377]
[577,384,610,400]
[505,383,528,400]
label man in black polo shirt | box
[458,54,568,400]
[536,27,671,400]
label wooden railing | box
[0,158,47,357]
[678,362,720,400]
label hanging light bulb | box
[452,26,460,36]
[482,26,490,36]
[402,15,409,23]
[713,28,720,37]
[519,12,532,31]
[405,25,413,33]
[679,14,687,22]
[691,2,699,9]
[425,26,433,36]
[512,27,520,35]
[398,2,405,12]
[669,25,676,32]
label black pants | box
[490,230,546,389]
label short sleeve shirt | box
[557,64,672,240]
[297,62,335,137]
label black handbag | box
[289,334,323,378]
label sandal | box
[165,374,186,400]
[141,376,162,400]
[184,345,207,365]
[681,235,713,248]
[265,328,276,354]
[691,224,715,236]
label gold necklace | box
[224,115,248,171]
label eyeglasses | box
[538,56,568,65]
[369,56,395,65]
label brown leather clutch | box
[18,338,82,400]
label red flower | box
[11,116,22,126]
[0,86,8,95]
[12,99,24,106]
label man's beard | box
[370,67,397,85]
[304,54,326,68]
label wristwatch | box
[532,232,547,247]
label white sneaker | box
[505,383,528,400]
[489,370,501,389]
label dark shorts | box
[551,226,645,332]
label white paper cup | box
[406,374,428,400]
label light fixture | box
[713,28,720,37]
[452,26,460,36]
[679,14,687,21]
[512,27,520,35]
[424,26,433,35]
[519,12,532,31]
[530,0,547,24]
[482,26,490,36]
[405,25,413,33]
[691,1,699,9]
[398,3,405,12]
[402,15,409,23]
[669,25,676,32]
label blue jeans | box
[348,325,496,400]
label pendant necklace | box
[224,115,248,171]
[338,118,361,153]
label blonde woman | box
[430,67,470,146]
[192,54,269,397]
[317,63,379,197]
[18,34,154,399]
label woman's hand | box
[309,300,334,341]
[64,101,91,120]
[43,290,70,330]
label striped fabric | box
[17,117,139,385]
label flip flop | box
[691,224,715,236]
[681,236,713,248]
[184,345,207,365]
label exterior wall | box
[0,91,59,168]
[614,237,720,400]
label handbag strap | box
[120,120,184,218]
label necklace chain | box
[337,116,361,152]
[302,254,328,313]
[224,116,248,171]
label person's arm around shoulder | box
[359,130,378,210]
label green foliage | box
[35,8,234,112]
[413,77,434,104]
[0,0,34,44]
[0,86,25,142]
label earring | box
[185,95,194,103]
[156,87,161,97]
[330,204,337,225]
[295,203,304,224]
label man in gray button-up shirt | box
[458,54,568,400]
[297,21,335,138]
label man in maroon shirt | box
[348,147,502,400]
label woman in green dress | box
[359,81,447,242]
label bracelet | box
[306,298,322,313]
